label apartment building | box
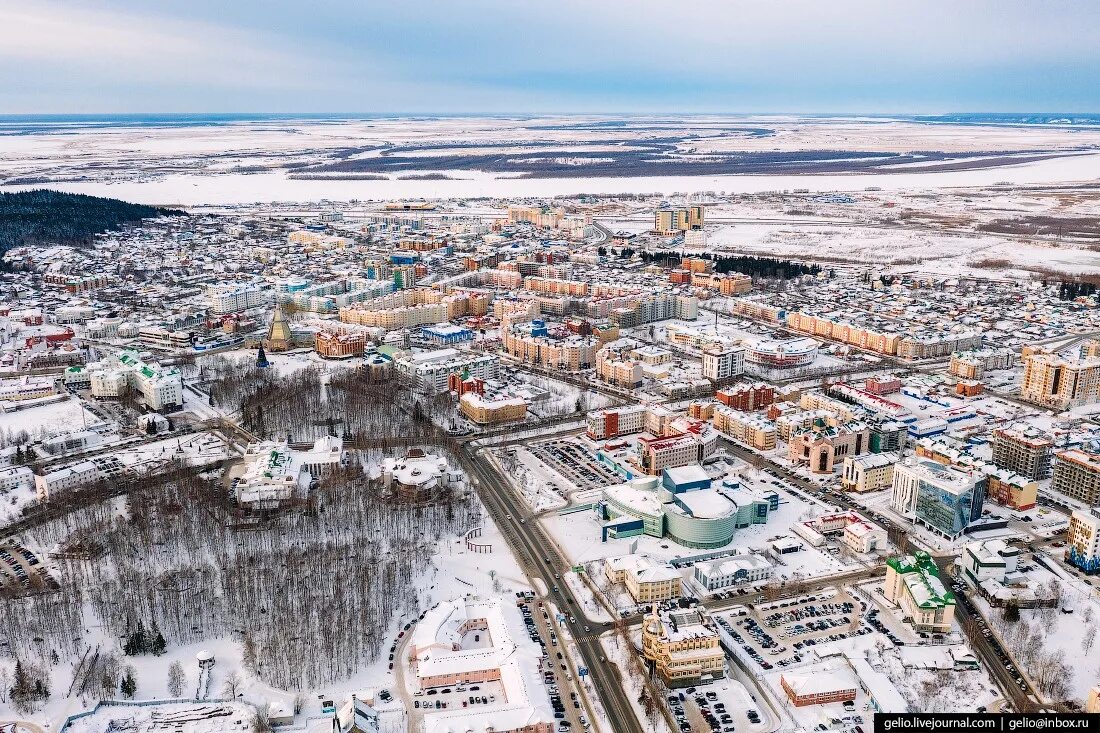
[595,341,644,388]
[841,452,899,492]
[605,554,682,603]
[1066,508,1100,574]
[586,404,648,440]
[523,276,588,297]
[207,283,267,315]
[786,312,901,356]
[715,383,775,411]
[1052,448,1100,505]
[991,426,1053,480]
[654,206,704,234]
[711,406,777,450]
[895,332,983,360]
[608,293,698,328]
[501,319,598,372]
[394,348,498,392]
[701,344,745,381]
[1020,346,1100,410]
[949,348,1015,380]
[883,552,955,633]
[641,606,725,688]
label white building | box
[701,345,745,381]
[0,376,57,402]
[382,449,461,499]
[961,538,1022,586]
[0,466,33,494]
[87,350,183,410]
[207,283,268,315]
[409,596,555,733]
[236,436,346,509]
[792,511,887,554]
[35,460,99,501]
[394,348,498,392]
[693,554,773,591]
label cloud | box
[1,0,1098,112]
[0,0,352,95]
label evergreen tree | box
[120,668,137,698]
[11,659,28,701]
[150,622,167,656]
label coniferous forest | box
[0,189,179,255]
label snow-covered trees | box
[167,660,186,698]
[3,446,479,691]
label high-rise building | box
[654,206,704,235]
[1065,508,1100,574]
[1052,448,1100,506]
[1020,346,1100,410]
[892,458,986,539]
[991,426,1053,480]
[701,345,745,381]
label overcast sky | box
[2,0,1098,114]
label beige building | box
[605,555,682,603]
[883,552,955,633]
[712,406,777,450]
[1052,449,1100,506]
[523,276,588,297]
[654,206,704,234]
[641,606,725,688]
[788,417,871,474]
[458,392,527,424]
[1020,346,1100,410]
[338,288,483,330]
[842,452,899,492]
[949,348,1014,380]
[785,312,901,356]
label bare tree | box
[167,660,186,698]
[222,670,243,699]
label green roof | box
[888,551,955,608]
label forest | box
[596,247,822,280]
[0,189,179,256]
[0,458,480,700]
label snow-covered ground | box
[0,396,102,441]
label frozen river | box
[5,151,1100,206]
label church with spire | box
[264,305,293,352]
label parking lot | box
[665,678,773,733]
[717,589,869,670]
[527,438,621,491]
[0,542,56,592]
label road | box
[456,443,646,733]
[711,433,1052,711]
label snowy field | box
[4,116,1100,205]
[0,396,103,441]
